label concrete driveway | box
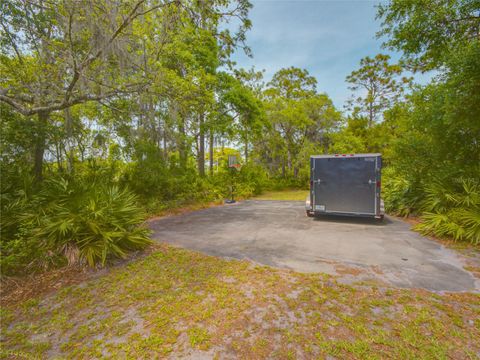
[150,200,479,292]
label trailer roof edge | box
[310,153,381,158]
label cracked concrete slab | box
[150,200,479,292]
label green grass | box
[253,189,309,201]
[1,245,479,359]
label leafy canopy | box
[377,0,480,71]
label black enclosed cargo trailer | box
[305,153,384,219]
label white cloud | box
[231,0,431,109]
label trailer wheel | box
[306,211,314,218]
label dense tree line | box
[376,0,480,244]
[1,0,479,275]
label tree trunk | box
[287,150,292,175]
[163,125,168,162]
[34,111,49,182]
[172,101,187,170]
[178,117,187,170]
[209,130,214,176]
[65,108,74,174]
[198,113,205,176]
[56,143,63,173]
[368,103,374,128]
[244,133,248,164]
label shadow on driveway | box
[313,214,393,226]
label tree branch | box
[0,21,24,64]
[1,87,142,117]
[63,0,175,104]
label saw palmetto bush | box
[1,177,152,275]
[415,179,480,245]
[382,167,422,217]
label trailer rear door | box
[313,156,378,215]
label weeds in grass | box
[1,246,479,358]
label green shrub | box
[205,163,270,200]
[382,167,479,245]
[1,177,152,275]
[236,164,269,196]
[382,167,421,217]
[121,159,173,200]
[415,179,480,245]
[0,172,50,274]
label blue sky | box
[231,0,430,109]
